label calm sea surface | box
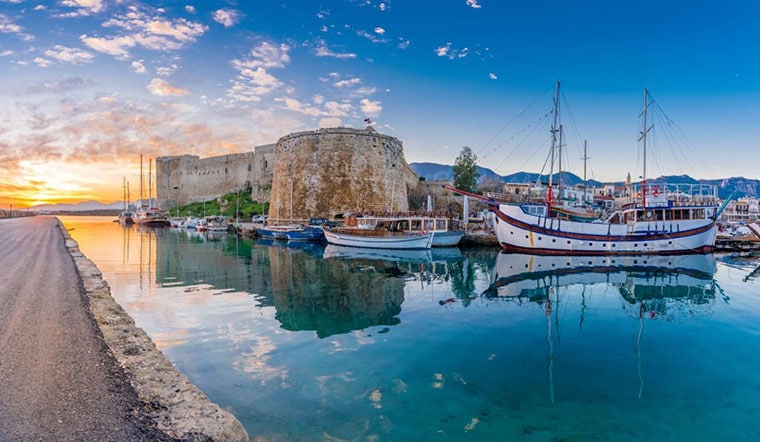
[60,216,760,441]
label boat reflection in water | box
[270,244,467,338]
[485,252,718,304]
[485,252,722,403]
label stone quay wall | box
[156,144,275,209]
[268,127,419,225]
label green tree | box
[452,146,479,192]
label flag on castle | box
[364,117,371,125]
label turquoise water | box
[61,217,760,441]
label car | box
[251,215,268,224]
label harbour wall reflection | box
[152,229,475,338]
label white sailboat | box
[450,84,727,255]
[136,155,169,227]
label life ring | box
[652,186,660,197]
[646,211,653,219]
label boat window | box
[694,208,705,219]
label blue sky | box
[1,0,759,207]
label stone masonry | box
[156,144,275,209]
[155,127,420,222]
[268,127,419,224]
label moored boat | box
[350,213,464,247]
[322,225,433,249]
[257,225,324,241]
[119,210,136,226]
[448,85,727,255]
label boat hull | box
[432,230,465,247]
[491,203,717,255]
[323,227,433,249]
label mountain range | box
[32,200,123,212]
[410,162,759,199]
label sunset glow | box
[1,1,759,209]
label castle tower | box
[268,127,419,224]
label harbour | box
[59,216,760,441]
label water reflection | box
[60,217,760,441]
[150,228,474,338]
[486,252,725,403]
[486,252,721,310]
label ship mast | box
[139,154,144,210]
[547,81,560,209]
[582,140,589,204]
[640,89,652,207]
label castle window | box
[248,164,252,172]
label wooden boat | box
[322,225,433,249]
[350,213,464,247]
[448,85,728,255]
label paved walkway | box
[0,217,170,441]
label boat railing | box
[623,182,719,207]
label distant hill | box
[32,200,123,212]
[409,162,759,199]
[410,162,502,183]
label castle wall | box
[268,127,419,224]
[156,144,275,208]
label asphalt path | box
[0,217,171,441]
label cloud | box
[374,27,385,35]
[314,39,357,59]
[360,98,382,117]
[61,0,105,15]
[335,78,361,87]
[224,42,290,103]
[185,5,196,14]
[319,117,342,128]
[489,72,497,80]
[81,5,207,59]
[212,9,241,28]
[147,78,188,96]
[358,29,387,44]
[277,97,352,118]
[247,42,291,69]
[466,0,482,9]
[156,64,179,76]
[0,13,22,33]
[434,43,469,59]
[378,3,387,11]
[44,45,95,64]
[131,60,146,73]
[0,49,13,56]
[7,77,95,95]
[80,34,135,59]
[33,57,52,67]
[398,39,410,49]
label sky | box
[1,0,759,208]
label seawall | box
[58,220,250,441]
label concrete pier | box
[0,217,249,441]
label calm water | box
[60,216,760,441]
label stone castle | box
[156,127,420,224]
